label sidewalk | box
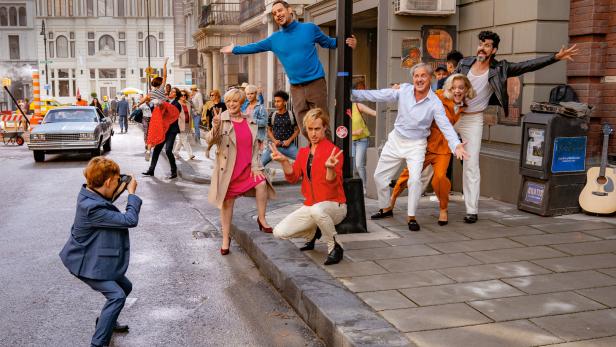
[178,151,616,346]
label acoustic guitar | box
[579,123,616,214]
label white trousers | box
[273,201,347,253]
[375,131,427,216]
[173,132,193,157]
[454,113,484,214]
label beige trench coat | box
[205,110,275,209]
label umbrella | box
[121,87,144,95]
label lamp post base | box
[336,178,368,234]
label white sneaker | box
[145,149,151,161]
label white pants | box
[375,130,427,216]
[454,113,483,214]
[173,132,193,157]
[273,201,347,253]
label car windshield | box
[43,109,98,123]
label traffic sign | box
[43,84,50,90]
[2,78,11,87]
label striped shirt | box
[150,86,166,102]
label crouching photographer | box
[59,157,141,347]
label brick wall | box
[568,0,616,160]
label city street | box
[0,125,322,347]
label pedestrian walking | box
[242,84,268,144]
[352,63,469,231]
[453,31,578,223]
[269,108,346,265]
[221,0,356,128]
[59,157,141,347]
[173,90,195,160]
[90,97,104,114]
[110,96,118,123]
[138,95,153,151]
[190,85,204,144]
[116,96,129,134]
[205,88,275,255]
[142,87,181,179]
[261,90,299,167]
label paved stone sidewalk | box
[265,194,616,347]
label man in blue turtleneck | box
[221,0,356,127]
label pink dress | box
[225,119,264,200]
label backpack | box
[549,85,579,104]
[268,109,296,127]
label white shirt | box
[139,103,152,118]
[465,69,492,113]
[351,84,461,153]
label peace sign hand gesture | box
[269,143,288,162]
[325,148,343,169]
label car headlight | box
[79,133,95,140]
[31,134,45,141]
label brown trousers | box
[390,152,452,210]
[290,77,328,129]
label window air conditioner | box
[394,0,456,16]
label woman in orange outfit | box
[385,74,476,225]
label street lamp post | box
[146,0,151,89]
[40,19,50,96]
[334,0,367,234]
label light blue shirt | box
[351,83,461,153]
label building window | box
[159,32,163,40]
[159,41,164,57]
[119,32,125,39]
[138,41,143,57]
[120,68,126,79]
[49,32,53,39]
[70,32,75,39]
[87,32,94,40]
[119,41,126,55]
[58,69,69,78]
[138,32,143,39]
[18,7,25,26]
[0,8,7,26]
[146,35,157,57]
[99,35,115,51]
[70,41,75,57]
[87,0,94,16]
[99,69,117,79]
[88,41,95,56]
[49,41,54,58]
[56,35,68,58]
[8,35,19,59]
[9,7,16,26]
[90,69,96,78]
[118,0,125,17]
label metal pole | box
[334,0,367,233]
[41,20,49,94]
[146,0,151,89]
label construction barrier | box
[31,70,42,125]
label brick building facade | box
[568,0,616,160]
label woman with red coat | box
[269,108,347,265]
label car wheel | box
[103,136,111,152]
[91,139,103,158]
[33,150,45,162]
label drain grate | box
[192,229,220,239]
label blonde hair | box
[84,157,120,189]
[209,89,221,100]
[223,88,246,104]
[244,84,257,94]
[302,108,330,137]
[442,73,476,101]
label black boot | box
[300,228,321,251]
[463,214,478,224]
[324,241,343,265]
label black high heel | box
[300,228,322,251]
[257,217,273,233]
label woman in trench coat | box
[205,88,275,255]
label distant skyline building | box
[33,0,190,103]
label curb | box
[177,158,211,184]
[231,213,414,347]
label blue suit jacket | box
[59,185,142,281]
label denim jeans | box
[261,143,298,167]
[352,137,369,187]
[192,115,201,142]
[119,115,128,132]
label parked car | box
[29,97,62,116]
[28,106,113,162]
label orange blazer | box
[426,90,464,155]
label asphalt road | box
[0,124,322,347]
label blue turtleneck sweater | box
[232,20,337,85]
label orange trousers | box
[390,153,452,211]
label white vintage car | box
[28,106,114,162]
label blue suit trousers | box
[79,275,132,347]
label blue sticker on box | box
[525,182,545,205]
[551,136,586,173]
